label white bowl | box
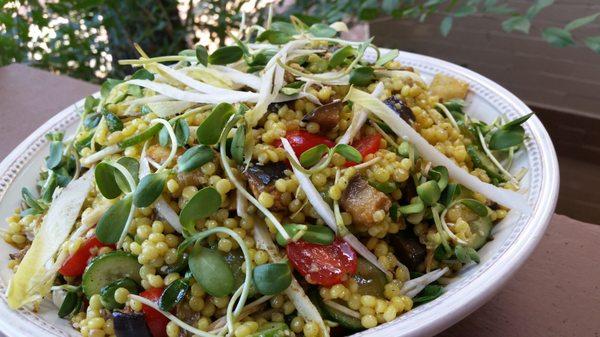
[0,50,559,337]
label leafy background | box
[1,0,598,83]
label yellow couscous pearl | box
[303,321,320,337]
[258,192,274,208]
[166,321,180,337]
[114,288,129,304]
[361,314,378,328]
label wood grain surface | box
[0,64,599,337]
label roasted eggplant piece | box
[388,230,426,270]
[112,311,152,337]
[340,175,391,227]
[243,162,288,211]
[384,95,415,123]
[302,100,342,132]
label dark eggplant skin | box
[388,230,426,270]
[244,162,287,186]
[384,95,415,123]
[302,100,342,132]
[112,311,152,337]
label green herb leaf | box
[208,46,243,65]
[442,183,461,206]
[100,78,123,98]
[114,157,139,193]
[455,245,480,264]
[21,188,45,213]
[196,103,235,145]
[271,21,297,35]
[369,181,396,194]
[46,141,63,170]
[399,197,425,214]
[565,13,600,32]
[177,145,214,173]
[119,124,162,149]
[308,23,337,37]
[127,85,143,97]
[131,68,155,80]
[83,113,101,130]
[95,162,122,199]
[160,119,189,147]
[460,199,489,217]
[231,124,246,165]
[104,112,123,132]
[281,81,305,95]
[502,112,533,129]
[159,278,190,311]
[428,166,449,191]
[83,96,99,114]
[96,195,133,244]
[488,126,525,150]
[58,290,81,318]
[335,144,362,163]
[349,66,375,86]
[179,187,221,234]
[417,181,441,206]
[195,45,208,66]
[253,263,292,295]
[275,224,334,246]
[413,284,443,304]
[133,173,166,208]
[299,144,329,167]
[257,30,292,44]
[189,245,234,297]
[542,27,574,47]
[249,49,277,67]
[526,0,554,20]
[329,45,355,69]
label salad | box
[4,14,531,337]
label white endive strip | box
[345,87,530,213]
[330,21,349,32]
[236,190,248,218]
[254,223,329,337]
[80,145,120,167]
[123,95,170,115]
[139,156,183,234]
[6,170,94,309]
[297,75,350,86]
[338,82,385,145]
[401,267,449,298]
[155,63,250,95]
[127,79,260,104]
[246,39,308,126]
[280,138,391,277]
[210,65,262,90]
[146,101,195,118]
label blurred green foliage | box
[1,0,598,83]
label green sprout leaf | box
[281,81,304,95]
[114,157,139,193]
[585,36,600,53]
[179,187,221,234]
[417,181,442,206]
[308,23,337,37]
[413,284,443,304]
[96,195,133,244]
[46,140,63,170]
[300,144,329,167]
[177,145,214,173]
[95,162,122,199]
[159,278,190,311]
[328,45,355,69]
[460,199,489,217]
[257,30,291,44]
[119,124,162,149]
[564,13,600,32]
[208,46,243,65]
[440,16,453,36]
[502,16,530,33]
[271,21,297,35]
[104,112,123,132]
[399,197,425,214]
[195,45,208,66]
[196,103,235,145]
[133,173,167,208]
[488,126,525,150]
[349,66,375,86]
[334,144,362,163]
[375,49,399,67]
[253,263,292,295]
[231,124,246,165]
[428,166,449,191]
[189,246,234,297]
[131,68,154,81]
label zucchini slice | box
[82,251,141,298]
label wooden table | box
[1,64,599,336]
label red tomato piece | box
[344,134,382,167]
[273,130,335,157]
[58,236,111,277]
[140,288,169,337]
[286,238,358,287]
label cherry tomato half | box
[273,130,335,157]
[286,238,358,287]
[140,288,169,337]
[59,236,112,277]
[344,134,382,167]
